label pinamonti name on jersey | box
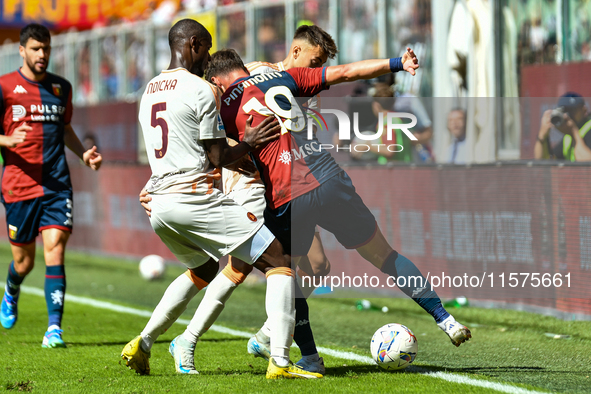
[220,67,342,210]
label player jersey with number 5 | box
[220,67,342,209]
[138,68,225,194]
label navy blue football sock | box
[293,285,318,356]
[6,261,24,296]
[381,252,450,324]
[45,265,66,329]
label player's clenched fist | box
[83,145,103,171]
[7,122,31,147]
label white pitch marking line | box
[20,286,548,394]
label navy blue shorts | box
[3,190,73,245]
[264,172,377,256]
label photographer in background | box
[535,93,591,162]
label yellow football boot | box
[266,358,323,379]
[121,336,151,375]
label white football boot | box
[437,315,472,347]
[169,335,199,374]
[247,335,271,360]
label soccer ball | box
[139,255,166,280]
[370,323,418,371]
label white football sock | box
[182,273,238,344]
[256,322,271,345]
[140,273,199,352]
[266,272,295,367]
[256,273,313,347]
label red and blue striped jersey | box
[0,69,73,203]
[220,67,342,210]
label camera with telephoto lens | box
[550,107,567,127]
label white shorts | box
[226,186,267,220]
[149,190,274,269]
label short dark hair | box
[169,19,210,49]
[293,25,338,60]
[20,24,51,46]
[205,49,247,82]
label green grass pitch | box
[0,244,590,393]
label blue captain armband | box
[389,57,404,73]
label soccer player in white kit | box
[120,19,322,380]
[135,25,337,375]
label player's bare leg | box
[40,228,70,348]
[258,235,329,364]
[252,238,321,379]
[143,260,218,349]
[122,259,218,375]
[252,233,329,374]
[178,256,251,351]
[256,232,331,340]
[357,227,471,347]
[161,257,255,373]
[161,228,319,378]
[1,242,35,330]
[166,261,219,374]
[178,240,295,367]
[297,232,331,298]
[178,249,324,372]
[10,243,36,276]
[171,235,321,378]
[168,257,253,353]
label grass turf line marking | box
[20,286,548,394]
[425,372,549,394]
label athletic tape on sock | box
[184,270,209,290]
[265,267,295,278]
[222,261,247,285]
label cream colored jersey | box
[246,60,286,74]
[221,166,263,194]
[139,68,226,194]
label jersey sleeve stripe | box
[245,62,260,72]
[246,61,281,73]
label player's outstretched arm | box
[325,47,419,86]
[206,116,280,169]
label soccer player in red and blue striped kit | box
[206,48,472,352]
[0,24,102,347]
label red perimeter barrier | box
[0,165,175,260]
[0,163,588,317]
[317,164,591,318]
